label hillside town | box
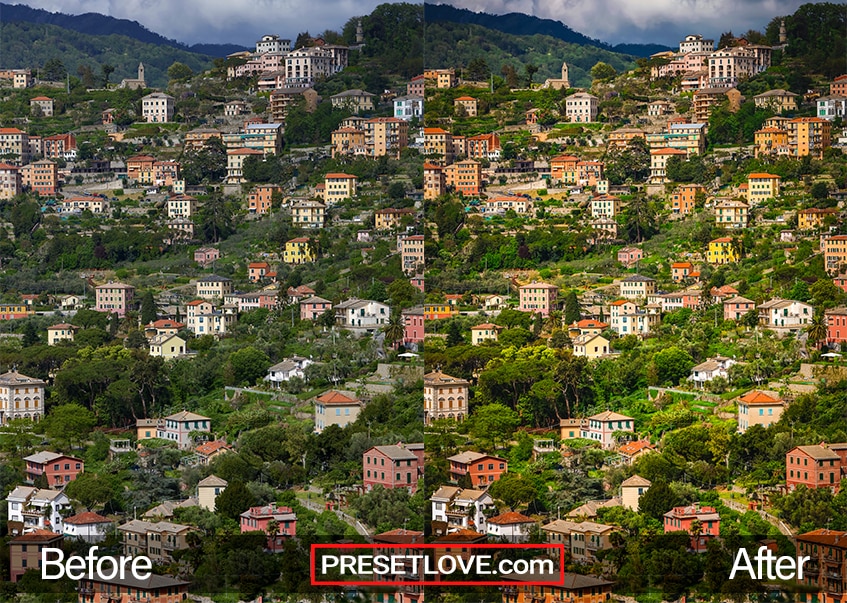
[425,3,847,602]
[0,2,429,602]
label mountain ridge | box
[0,2,249,57]
[424,3,673,58]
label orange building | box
[549,155,579,181]
[424,163,445,200]
[77,573,190,603]
[668,183,706,215]
[786,117,831,158]
[10,530,62,582]
[444,159,481,196]
[754,126,789,157]
[125,155,156,180]
[247,184,282,214]
[447,451,508,487]
[20,159,58,196]
[502,574,614,603]
[424,127,453,163]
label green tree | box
[651,347,695,386]
[101,64,115,86]
[488,472,538,509]
[468,403,520,449]
[591,61,617,81]
[41,58,67,81]
[167,62,194,81]
[383,312,405,348]
[65,472,117,510]
[226,346,271,386]
[807,312,828,349]
[43,403,96,450]
[638,480,680,520]
[387,279,420,308]
[466,58,490,81]
[22,322,39,347]
[564,290,581,324]
[140,290,157,325]
[215,480,256,520]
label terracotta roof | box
[315,390,359,405]
[748,173,780,179]
[488,511,535,525]
[738,390,782,405]
[65,511,110,525]
[618,441,655,457]
[195,440,231,456]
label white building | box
[63,511,112,543]
[7,486,71,534]
[679,34,714,54]
[565,92,599,123]
[394,95,424,121]
[581,411,635,449]
[265,356,313,388]
[256,34,291,54]
[430,486,496,533]
[157,411,211,449]
[757,298,813,335]
[334,298,390,335]
[486,512,535,542]
[284,47,336,88]
[141,92,175,123]
[817,95,847,121]
[689,356,736,388]
[0,370,46,425]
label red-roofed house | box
[737,390,784,433]
[63,511,111,542]
[248,261,270,282]
[23,451,83,486]
[486,512,535,541]
[9,530,62,581]
[314,390,361,433]
[786,444,846,492]
[195,440,233,465]
[671,262,694,282]
[447,451,508,487]
[617,440,656,466]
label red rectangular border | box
[310,542,566,586]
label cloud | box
[433,0,828,45]
[10,0,391,45]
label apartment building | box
[518,282,559,317]
[19,159,57,196]
[291,199,326,228]
[141,93,175,123]
[715,199,749,228]
[118,520,192,562]
[324,172,357,203]
[94,282,134,317]
[786,117,832,158]
[0,163,20,199]
[157,410,211,449]
[0,128,30,164]
[226,147,263,183]
[650,147,687,183]
[424,163,446,199]
[284,237,314,264]
[444,159,482,196]
[424,370,469,424]
[786,445,846,492]
[195,275,233,300]
[708,46,756,87]
[620,275,657,300]
[23,451,83,487]
[824,235,847,274]
[363,444,422,493]
[400,235,424,275]
[565,92,599,122]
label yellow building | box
[424,128,453,163]
[136,418,162,441]
[284,237,314,264]
[324,173,358,204]
[436,69,458,88]
[798,208,839,231]
[714,199,749,229]
[707,237,739,265]
[453,96,478,117]
[470,323,502,345]
[747,173,780,205]
[786,117,832,158]
[753,89,799,112]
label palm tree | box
[807,311,828,349]
[383,311,405,349]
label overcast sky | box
[7,0,391,46]
[6,0,827,47]
[432,0,831,45]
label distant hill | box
[0,21,216,88]
[424,4,673,57]
[425,20,637,88]
[0,3,249,57]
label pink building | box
[723,296,755,321]
[663,505,720,552]
[194,247,219,266]
[94,282,135,317]
[239,505,297,552]
[363,444,423,494]
[834,274,847,294]
[23,451,83,487]
[617,247,642,267]
[518,282,559,317]
[410,275,424,292]
[299,296,332,321]
[581,411,635,449]
[402,306,424,348]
